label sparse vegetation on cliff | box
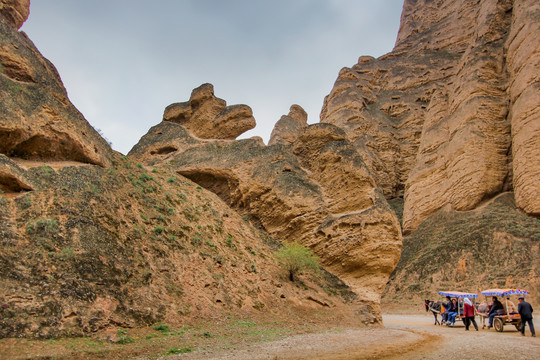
[275,242,320,281]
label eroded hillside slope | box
[0,154,361,338]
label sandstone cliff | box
[318,0,539,301]
[321,0,540,234]
[129,88,403,313]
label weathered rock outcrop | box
[321,0,540,233]
[268,105,308,146]
[0,3,114,167]
[163,83,256,140]
[0,0,28,29]
[0,154,33,194]
[130,92,403,311]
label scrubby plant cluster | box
[275,242,319,281]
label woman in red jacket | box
[463,297,479,331]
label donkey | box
[425,299,443,325]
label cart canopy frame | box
[480,288,528,297]
[438,291,478,298]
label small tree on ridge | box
[275,242,319,281]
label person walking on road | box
[518,296,535,337]
[463,297,478,331]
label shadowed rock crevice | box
[177,168,240,205]
[150,145,178,155]
[0,130,101,165]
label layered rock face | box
[130,93,403,311]
[0,3,113,168]
[506,0,540,216]
[321,0,540,233]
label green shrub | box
[191,236,202,246]
[27,218,59,236]
[117,335,134,344]
[167,346,193,355]
[40,165,54,177]
[139,173,153,182]
[153,323,170,333]
[116,329,134,344]
[275,242,319,281]
[153,226,164,235]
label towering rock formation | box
[321,0,539,233]
[505,0,540,216]
[130,87,403,313]
[0,0,114,168]
[268,105,308,146]
[163,83,255,140]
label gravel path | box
[157,314,539,360]
[384,314,539,360]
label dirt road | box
[158,314,539,360]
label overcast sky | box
[21,0,403,154]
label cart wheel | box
[494,318,504,332]
[515,321,521,332]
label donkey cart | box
[480,288,528,332]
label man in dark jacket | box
[518,296,535,337]
[488,296,504,329]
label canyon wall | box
[321,0,539,233]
